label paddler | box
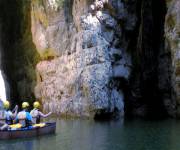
[0,100,18,130]
[30,101,52,124]
[16,102,33,128]
[0,97,6,130]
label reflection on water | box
[1,118,180,150]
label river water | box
[1,118,180,150]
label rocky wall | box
[0,0,177,118]
[32,0,133,118]
[165,0,180,117]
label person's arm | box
[14,116,18,124]
[39,111,52,118]
[12,105,18,119]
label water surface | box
[1,118,180,150]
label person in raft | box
[0,99,6,130]
[16,102,34,128]
[30,101,52,124]
[0,100,18,130]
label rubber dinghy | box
[0,122,56,140]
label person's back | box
[0,109,6,124]
[17,102,32,128]
[0,100,17,130]
[0,98,5,123]
[30,101,52,124]
[4,110,13,125]
[3,100,18,125]
[17,110,27,127]
[0,109,7,130]
[30,108,39,124]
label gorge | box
[0,0,179,119]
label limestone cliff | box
[32,0,132,117]
[31,0,179,118]
[165,0,180,117]
[0,0,179,119]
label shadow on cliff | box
[0,0,40,106]
[125,0,172,119]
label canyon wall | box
[165,0,180,117]
[0,0,179,119]
[32,0,133,118]
[31,0,180,118]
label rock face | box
[0,0,179,118]
[32,0,133,117]
[31,0,180,118]
[32,0,135,117]
[31,0,76,58]
[165,0,180,116]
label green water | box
[1,118,180,150]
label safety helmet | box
[22,102,29,109]
[33,101,40,109]
[3,100,10,109]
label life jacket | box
[5,110,13,125]
[17,111,32,127]
[0,110,13,125]
[30,108,40,124]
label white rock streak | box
[0,70,6,102]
